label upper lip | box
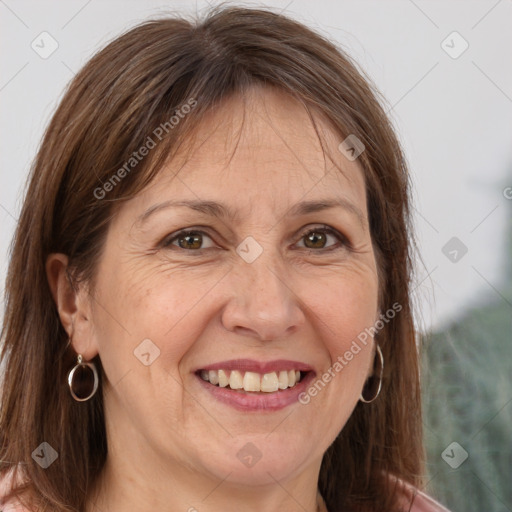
[196,359,314,374]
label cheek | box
[298,267,379,419]
[307,265,379,350]
[89,266,218,435]
[90,262,216,380]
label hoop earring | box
[359,344,384,404]
[68,354,99,402]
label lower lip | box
[195,372,315,412]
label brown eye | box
[177,232,203,249]
[304,231,328,249]
[164,230,216,250]
[297,226,348,252]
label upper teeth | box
[200,369,302,392]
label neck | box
[87,454,325,512]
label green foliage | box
[422,298,512,511]
[421,253,512,512]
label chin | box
[197,434,315,486]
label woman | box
[0,6,450,512]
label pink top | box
[0,471,22,511]
[0,469,450,511]
[400,486,452,512]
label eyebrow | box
[136,198,365,227]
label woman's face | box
[81,86,379,488]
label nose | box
[220,254,306,342]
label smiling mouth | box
[197,369,308,393]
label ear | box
[46,253,99,361]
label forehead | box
[122,86,367,223]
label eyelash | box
[161,225,352,254]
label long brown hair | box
[0,5,423,511]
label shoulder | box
[408,488,451,512]
[396,479,451,512]
[0,468,31,511]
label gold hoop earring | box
[359,344,383,404]
[68,354,99,402]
